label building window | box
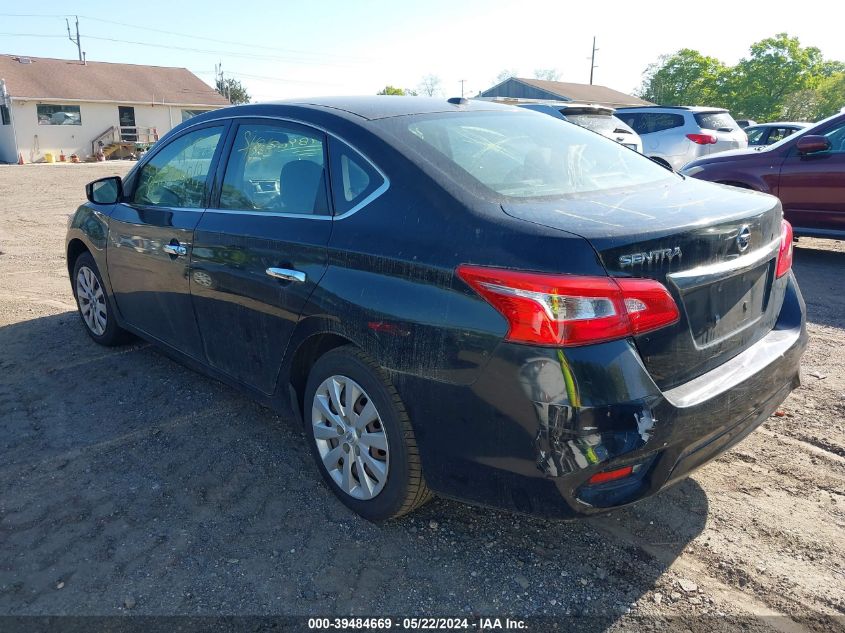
[0,105,9,125]
[37,104,82,125]
[182,109,210,123]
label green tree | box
[811,72,845,119]
[215,77,250,105]
[637,48,727,106]
[727,33,828,120]
[377,85,417,96]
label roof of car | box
[745,121,812,128]
[615,105,728,113]
[264,96,516,120]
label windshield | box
[384,111,672,199]
[762,113,845,152]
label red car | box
[682,112,845,239]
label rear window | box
[617,112,684,135]
[564,113,633,136]
[694,111,738,131]
[384,111,673,199]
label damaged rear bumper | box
[393,271,807,518]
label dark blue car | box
[67,97,806,520]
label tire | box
[71,252,131,346]
[303,346,432,521]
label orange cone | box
[17,152,24,165]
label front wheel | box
[303,346,432,521]
[72,252,130,346]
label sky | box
[2,0,844,102]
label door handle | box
[266,267,306,283]
[162,243,187,257]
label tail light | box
[588,465,634,485]
[686,133,717,145]
[776,219,794,278]
[456,265,680,347]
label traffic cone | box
[17,152,24,165]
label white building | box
[0,54,229,164]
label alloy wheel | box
[311,375,389,500]
[76,266,107,336]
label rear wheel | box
[72,252,130,346]
[303,346,431,520]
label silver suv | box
[476,98,643,153]
[615,106,747,170]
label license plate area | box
[679,260,773,348]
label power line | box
[2,31,357,67]
[76,15,369,62]
[0,32,65,38]
[82,35,355,66]
[193,69,343,87]
[0,13,370,63]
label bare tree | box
[533,68,562,81]
[495,68,519,84]
[418,74,443,97]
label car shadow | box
[0,312,706,627]
[792,243,845,330]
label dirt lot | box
[0,163,843,631]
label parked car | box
[67,97,805,521]
[745,122,811,147]
[682,111,845,239]
[735,119,757,129]
[616,106,747,170]
[484,99,643,153]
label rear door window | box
[639,113,685,134]
[766,127,790,144]
[219,122,329,215]
[328,138,386,215]
[617,112,683,135]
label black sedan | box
[67,97,806,521]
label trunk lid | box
[502,177,785,390]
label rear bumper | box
[393,271,806,518]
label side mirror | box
[86,176,123,204]
[796,135,831,155]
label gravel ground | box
[0,163,843,631]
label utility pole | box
[459,79,466,98]
[66,16,82,62]
[589,36,598,85]
[215,62,230,102]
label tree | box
[809,72,845,119]
[727,34,829,120]
[215,76,250,105]
[533,68,561,81]
[637,49,727,107]
[377,86,405,95]
[377,85,417,96]
[418,74,443,97]
[495,69,519,84]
